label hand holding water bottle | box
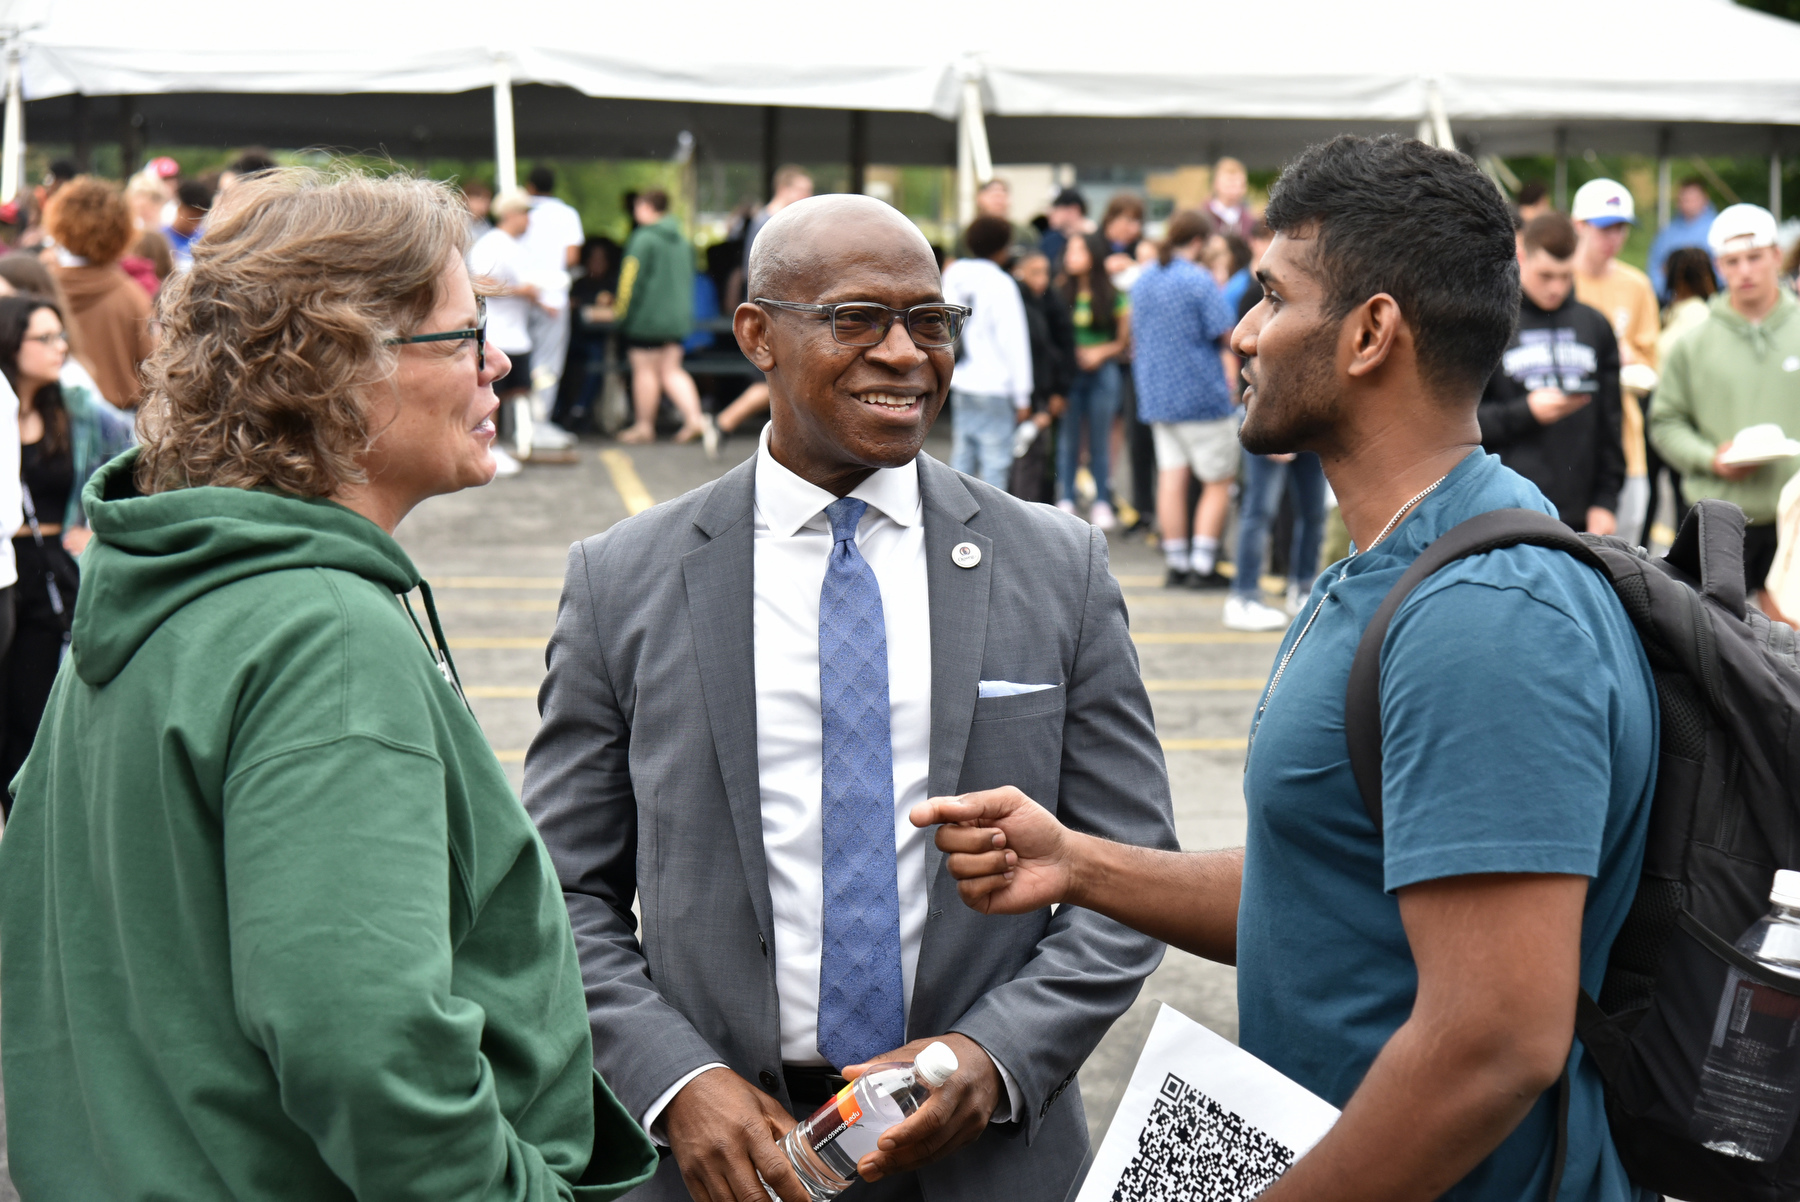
[837,1033,1003,1184]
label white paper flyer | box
[1075,1003,1341,1202]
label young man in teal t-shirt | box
[915,136,1659,1202]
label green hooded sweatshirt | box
[0,451,656,1201]
[615,216,694,344]
[1649,289,1800,523]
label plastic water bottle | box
[1692,869,1800,1161]
[773,1041,958,1200]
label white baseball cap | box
[1708,203,1779,255]
[1571,179,1636,227]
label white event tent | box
[5,0,1800,220]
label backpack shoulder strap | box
[1344,508,1608,834]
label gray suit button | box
[760,1070,779,1091]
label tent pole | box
[492,54,517,194]
[1772,150,1783,224]
[71,93,90,172]
[1553,128,1568,212]
[761,106,777,203]
[848,109,866,196]
[956,73,991,230]
[2,38,22,204]
[117,98,142,178]
[1656,127,1672,229]
[1426,80,1452,151]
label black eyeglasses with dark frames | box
[753,298,971,349]
[388,297,487,370]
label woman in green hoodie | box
[0,169,656,1200]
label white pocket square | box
[977,680,1058,698]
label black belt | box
[783,1063,849,1112]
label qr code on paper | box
[1109,1072,1296,1202]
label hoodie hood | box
[56,262,134,310]
[1707,288,1796,354]
[73,449,420,686]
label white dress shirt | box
[940,256,1033,411]
[640,428,1018,1140]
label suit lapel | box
[917,455,990,910]
[681,456,774,938]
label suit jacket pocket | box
[970,683,1066,722]
[960,683,1066,808]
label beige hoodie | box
[53,261,153,408]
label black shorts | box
[493,349,532,395]
[1744,521,1779,595]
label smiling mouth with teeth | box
[861,393,918,408]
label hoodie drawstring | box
[400,581,470,712]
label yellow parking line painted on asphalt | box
[494,749,527,763]
[449,637,548,650]
[1115,575,1164,587]
[465,686,539,699]
[1133,631,1284,645]
[1144,679,1264,691]
[599,449,656,516]
[436,599,559,613]
[438,577,563,589]
[1161,737,1249,752]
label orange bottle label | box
[835,1082,862,1127]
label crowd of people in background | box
[437,148,1800,635]
[0,141,1788,737]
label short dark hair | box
[1666,246,1717,302]
[228,150,277,178]
[639,189,670,215]
[47,159,77,183]
[1678,175,1708,194]
[177,180,214,212]
[528,165,556,193]
[1052,187,1086,214]
[1521,212,1577,259]
[1101,193,1144,226]
[1157,208,1214,266]
[1517,180,1548,208]
[964,215,1013,259]
[1263,135,1519,398]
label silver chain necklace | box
[1250,471,1451,741]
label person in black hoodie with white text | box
[1479,211,1624,533]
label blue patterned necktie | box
[815,496,906,1070]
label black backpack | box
[1345,500,1800,1202]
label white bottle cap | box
[1772,870,1800,909]
[914,1041,959,1088]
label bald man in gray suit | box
[525,196,1177,1202]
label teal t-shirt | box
[1238,449,1658,1202]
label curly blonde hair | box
[135,168,469,497]
[45,176,136,264]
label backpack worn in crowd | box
[1346,500,1800,1202]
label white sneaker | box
[1055,499,1079,515]
[533,421,577,450]
[700,414,721,461]
[1224,595,1292,632]
[1089,500,1117,531]
[490,447,523,477]
[1286,582,1305,615]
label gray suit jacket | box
[524,452,1177,1202]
